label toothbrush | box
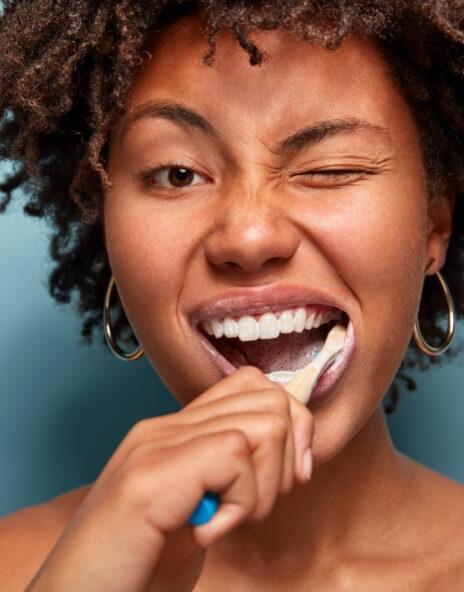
[188,322,348,526]
[282,322,347,405]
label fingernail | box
[303,448,313,481]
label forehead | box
[122,13,414,143]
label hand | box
[26,366,314,592]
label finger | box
[142,412,290,518]
[101,366,271,476]
[174,430,259,547]
[95,415,168,480]
[183,388,314,487]
[185,365,272,411]
[106,430,258,549]
[286,396,315,483]
[120,383,311,490]
[179,388,295,493]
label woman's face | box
[105,14,451,464]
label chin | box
[310,381,385,469]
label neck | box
[202,405,413,584]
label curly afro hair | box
[1,0,464,413]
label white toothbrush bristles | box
[283,323,347,405]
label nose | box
[203,187,300,276]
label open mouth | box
[196,306,350,386]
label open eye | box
[141,165,207,189]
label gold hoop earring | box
[103,275,144,361]
[413,270,456,356]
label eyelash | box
[137,163,371,190]
[307,169,365,176]
[138,162,208,189]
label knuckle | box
[265,414,288,441]
[114,446,168,507]
[269,389,290,414]
[124,417,169,450]
[239,365,264,381]
[221,429,250,460]
[115,465,151,507]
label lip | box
[306,317,355,404]
[190,284,349,325]
[191,284,355,405]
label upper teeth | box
[200,306,342,342]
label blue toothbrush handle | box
[188,491,220,526]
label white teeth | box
[265,370,297,384]
[278,310,295,333]
[305,311,316,330]
[294,307,306,333]
[313,312,323,328]
[212,319,224,338]
[258,312,280,339]
[203,320,214,335]
[238,315,260,341]
[223,317,239,338]
[200,306,343,342]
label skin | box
[102,15,464,588]
[0,9,464,592]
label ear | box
[425,190,455,275]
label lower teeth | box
[264,370,298,384]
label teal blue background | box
[1,179,463,517]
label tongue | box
[236,325,332,373]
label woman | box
[1,1,463,590]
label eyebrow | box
[272,118,393,155]
[119,100,392,152]
[119,101,218,144]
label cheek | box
[103,194,196,343]
[308,187,428,464]
[332,194,425,295]
[308,179,427,300]
[312,184,427,396]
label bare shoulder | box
[399,453,464,588]
[0,484,92,592]
[399,450,464,504]
[424,467,464,588]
